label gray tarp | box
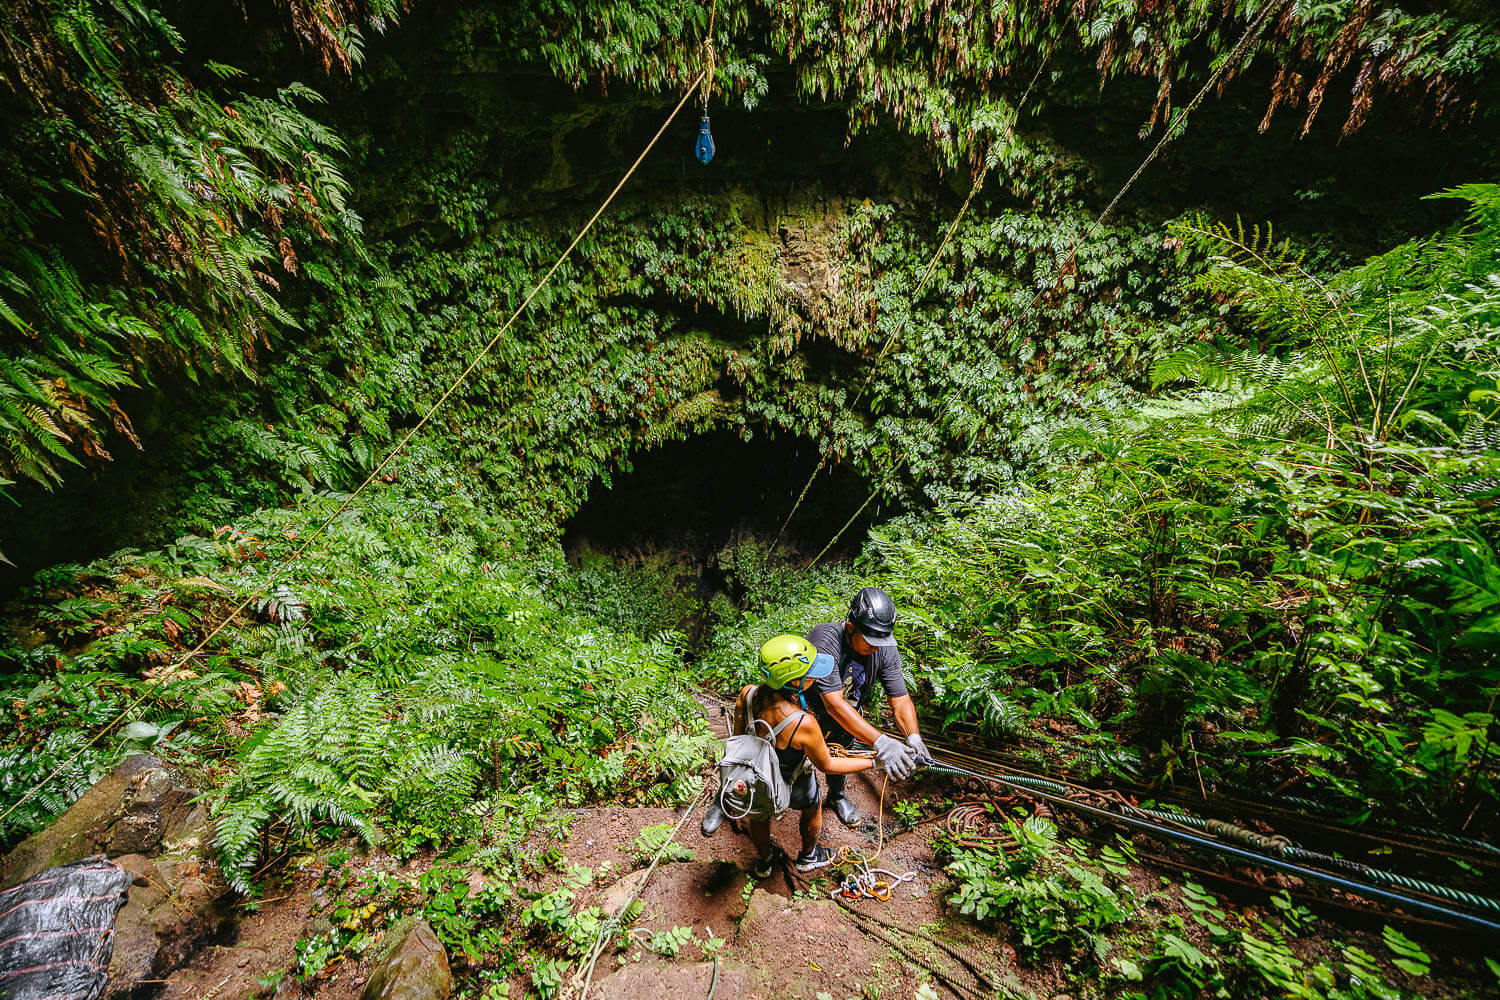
[0,855,132,1000]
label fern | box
[1155,188,1500,456]
[0,0,384,495]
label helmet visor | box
[806,653,836,679]
[858,629,896,648]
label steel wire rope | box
[0,67,710,834]
[798,0,1292,570]
[1062,827,1469,934]
[707,686,1500,925]
[919,731,1500,868]
[920,751,1500,935]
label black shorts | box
[788,768,822,810]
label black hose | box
[917,755,1500,938]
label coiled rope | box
[819,745,917,903]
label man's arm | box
[889,693,920,740]
[819,689,883,747]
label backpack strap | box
[742,685,810,745]
[768,708,809,743]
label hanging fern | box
[1154,190,1500,456]
[0,0,396,494]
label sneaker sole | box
[795,858,833,873]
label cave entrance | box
[560,430,894,650]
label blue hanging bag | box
[695,115,716,165]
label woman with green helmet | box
[714,634,877,876]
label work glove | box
[906,733,929,765]
[873,734,916,781]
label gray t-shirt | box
[805,622,907,730]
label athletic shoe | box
[751,848,782,878]
[794,845,834,873]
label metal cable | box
[919,753,1500,935]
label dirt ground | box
[151,766,1030,1000]
[142,707,1494,1000]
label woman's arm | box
[732,685,755,736]
[791,716,875,774]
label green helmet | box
[758,634,819,689]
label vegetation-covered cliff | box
[2,2,1497,998]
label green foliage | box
[630,823,696,864]
[494,1,1500,167]
[945,815,1132,961]
[854,185,1500,824]
[1,455,712,883]
[1381,926,1431,978]
[0,0,396,491]
[642,924,696,958]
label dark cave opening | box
[560,430,900,651]
[562,429,892,560]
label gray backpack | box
[713,688,807,822]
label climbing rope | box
[0,64,712,833]
[790,0,1295,565]
[575,779,712,1000]
[695,0,718,164]
[769,54,1051,556]
[792,745,919,903]
[915,751,1500,935]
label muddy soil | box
[142,703,1488,1000]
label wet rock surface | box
[360,918,451,1000]
[105,852,228,998]
[0,755,227,999]
[0,754,205,887]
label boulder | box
[103,853,228,998]
[0,755,206,887]
[0,755,228,999]
[361,919,451,1000]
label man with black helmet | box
[804,587,928,825]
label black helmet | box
[847,587,897,647]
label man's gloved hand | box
[906,733,929,765]
[873,734,916,780]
